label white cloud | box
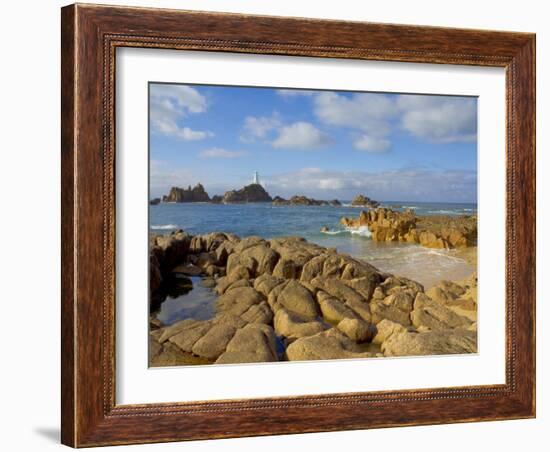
[150,84,213,141]
[241,113,281,141]
[271,122,333,150]
[353,135,391,152]
[149,160,195,196]
[199,148,247,159]
[397,95,477,143]
[314,92,397,136]
[265,167,476,202]
[309,91,476,148]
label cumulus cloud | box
[303,91,477,149]
[397,95,477,143]
[150,84,213,141]
[265,167,476,202]
[199,148,247,159]
[314,92,397,136]
[271,122,333,150]
[241,113,282,141]
[353,135,391,152]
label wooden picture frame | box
[61,3,536,447]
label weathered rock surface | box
[223,183,272,203]
[337,318,374,342]
[381,329,477,356]
[149,228,478,366]
[286,329,375,361]
[411,293,473,331]
[341,208,477,249]
[272,195,342,206]
[162,183,210,203]
[351,194,380,208]
[215,324,278,364]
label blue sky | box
[149,83,477,202]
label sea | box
[150,201,476,292]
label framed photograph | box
[61,3,536,447]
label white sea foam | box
[427,209,461,215]
[347,226,372,237]
[320,226,372,237]
[320,229,347,235]
[151,224,178,230]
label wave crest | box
[151,224,178,230]
[320,226,372,238]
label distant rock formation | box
[222,183,272,203]
[273,195,341,206]
[210,195,223,204]
[149,198,161,205]
[351,194,380,208]
[162,184,210,203]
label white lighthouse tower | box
[253,171,260,185]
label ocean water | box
[150,201,476,289]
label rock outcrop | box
[149,229,477,366]
[162,183,210,203]
[149,198,161,205]
[273,195,341,207]
[222,183,272,203]
[341,208,477,249]
[351,194,380,208]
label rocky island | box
[351,194,380,208]
[273,195,341,206]
[341,208,477,249]
[149,229,477,366]
[222,183,272,203]
[162,183,211,203]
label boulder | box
[410,293,472,330]
[158,318,202,343]
[168,320,213,352]
[272,258,298,279]
[381,329,477,356]
[239,244,280,276]
[150,342,201,367]
[274,308,326,340]
[216,286,264,316]
[311,276,370,322]
[317,291,360,324]
[241,301,274,324]
[215,324,278,364]
[286,329,375,361]
[337,318,374,342]
[276,280,319,319]
[300,255,327,282]
[372,319,408,345]
[253,273,285,297]
[155,230,191,270]
[191,321,240,359]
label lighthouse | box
[253,171,260,185]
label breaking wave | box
[320,226,372,238]
[151,224,178,230]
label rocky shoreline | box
[155,183,382,209]
[341,208,477,249]
[149,229,477,366]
